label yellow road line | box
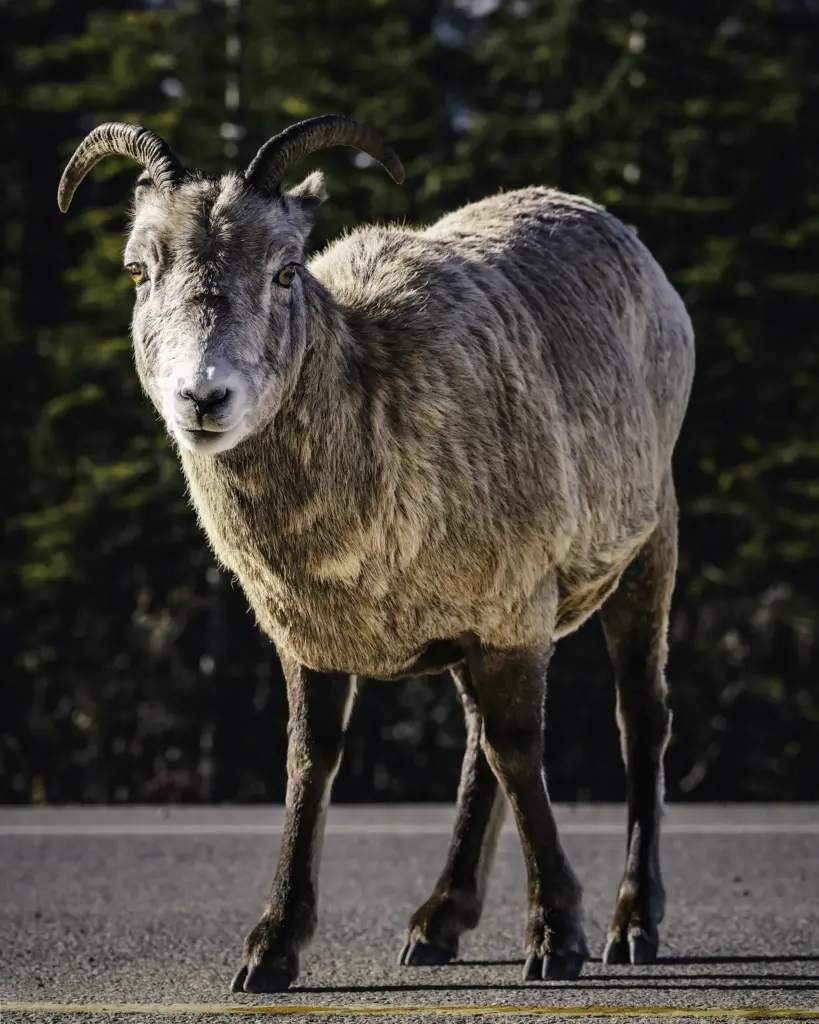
[2,1005,819,1018]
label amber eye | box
[276,263,298,288]
[127,263,147,285]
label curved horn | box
[245,115,404,195]
[58,122,184,213]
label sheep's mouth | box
[175,422,247,455]
[183,427,219,438]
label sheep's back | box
[420,187,695,615]
[315,185,693,543]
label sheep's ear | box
[284,170,328,230]
[133,171,157,204]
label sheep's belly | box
[216,494,659,677]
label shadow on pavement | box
[295,980,819,994]
[660,954,819,965]
[293,954,819,995]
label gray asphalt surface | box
[1,805,818,1021]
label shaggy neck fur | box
[179,271,379,581]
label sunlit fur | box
[124,171,695,679]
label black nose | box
[175,384,230,418]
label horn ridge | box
[58,122,184,213]
[245,115,404,195]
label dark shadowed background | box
[2,0,818,805]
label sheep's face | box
[124,170,326,455]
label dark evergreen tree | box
[2,0,817,803]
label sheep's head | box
[58,117,404,455]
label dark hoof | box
[628,933,658,965]
[398,939,455,966]
[602,935,629,965]
[522,954,543,982]
[241,962,295,993]
[229,966,248,993]
[543,951,585,981]
[602,931,657,966]
[523,951,585,981]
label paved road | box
[2,805,818,1021]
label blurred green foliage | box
[1,0,818,803]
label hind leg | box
[600,480,678,966]
[399,663,506,965]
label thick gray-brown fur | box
[60,120,695,990]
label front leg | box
[231,658,356,993]
[468,639,589,982]
[399,663,506,965]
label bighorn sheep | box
[58,116,695,991]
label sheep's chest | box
[241,564,424,678]
[185,462,457,678]
[230,547,458,679]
